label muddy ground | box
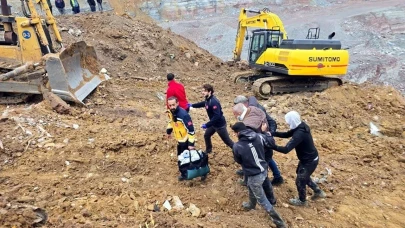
[1,6,405,228]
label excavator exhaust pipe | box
[45,41,108,104]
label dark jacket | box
[166,107,195,146]
[233,129,268,176]
[273,122,318,164]
[247,96,277,133]
[192,95,226,128]
[258,132,276,162]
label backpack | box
[178,150,210,180]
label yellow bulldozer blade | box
[44,41,108,104]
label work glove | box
[201,124,207,130]
[187,103,193,109]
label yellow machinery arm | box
[233,8,288,61]
[23,0,63,50]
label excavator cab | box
[248,29,283,63]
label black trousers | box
[204,125,234,153]
[296,158,320,201]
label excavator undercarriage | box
[233,71,342,99]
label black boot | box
[268,208,287,228]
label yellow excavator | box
[232,8,350,99]
[0,0,106,104]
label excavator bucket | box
[44,41,107,104]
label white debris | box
[370,122,382,136]
[100,68,108,74]
[163,200,172,211]
[72,124,79,129]
[65,161,70,166]
[63,138,69,144]
[0,139,3,150]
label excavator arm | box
[233,8,288,61]
[21,0,63,52]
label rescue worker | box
[166,96,197,181]
[273,111,326,206]
[234,95,284,185]
[166,73,190,112]
[231,122,286,228]
[189,84,234,153]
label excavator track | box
[252,75,342,99]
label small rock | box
[123,172,131,179]
[185,53,191,59]
[72,124,79,129]
[81,208,92,217]
[147,204,155,211]
[194,62,199,67]
[121,177,129,183]
[187,203,201,217]
[172,196,184,210]
[282,203,289,208]
[44,143,55,148]
[63,138,69,144]
[295,216,304,220]
[363,158,372,163]
[65,161,70,166]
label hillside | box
[0,10,404,228]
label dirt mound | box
[0,9,404,228]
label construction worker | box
[273,111,326,206]
[166,96,196,181]
[189,84,234,153]
[234,95,284,185]
[231,122,286,228]
[166,73,190,112]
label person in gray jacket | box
[233,96,284,186]
[232,122,286,228]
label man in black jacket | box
[234,95,284,186]
[232,122,285,228]
[273,111,326,206]
[190,84,234,153]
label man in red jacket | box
[166,73,190,112]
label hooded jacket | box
[233,129,268,176]
[247,96,277,133]
[241,106,267,132]
[273,122,318,163]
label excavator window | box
[249,33,265,63]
